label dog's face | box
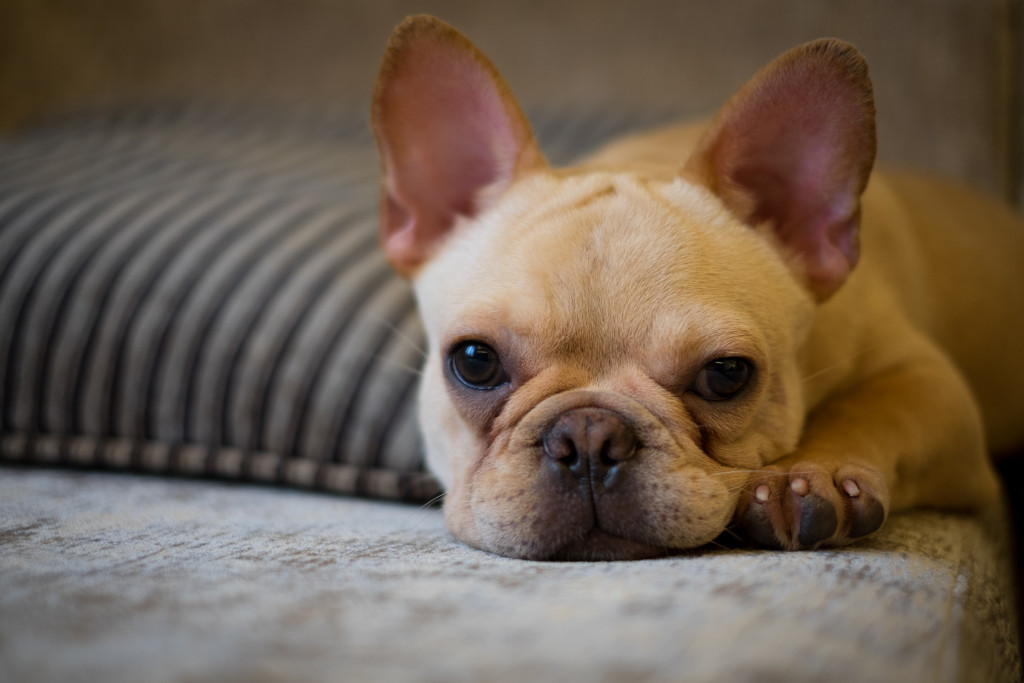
[414,172,814,559]
[372,17,875,559]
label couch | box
[1,2,1022,681]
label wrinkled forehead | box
[416,172,807,360]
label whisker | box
[708,468,786,478]
[405,492,447,529]
[706,469,793,494]
[419,491,447,510]
[364,312,429,360]
[356,349,424,378]
[800,341,891,384]
[714,527,746,548]
[703,536,732,551]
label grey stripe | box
[180,204,356,447]
[36,191,157,433]
[72,190,251,437]
[54,189,197,434]
[2,191,122,430]
[112,191,291,440]
[95,191,281,438]
[326,289,418,469]
[218,210,377,450]
[267,249,397,458]
[142,198,329,442]
[348,306,426,471]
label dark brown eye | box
[450,341,509,390]
[691,358,752,401]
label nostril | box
[542,408,637,484]
[544,432,579,468]
[599,442,623,469]
[597,419,637,466]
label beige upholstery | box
[2,469,1020,683]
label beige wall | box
[1,0,1021,205]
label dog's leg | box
[734,348,1002,550]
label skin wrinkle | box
[451,177,774,469]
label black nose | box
[542,408,637,488]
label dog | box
[370,15,1024,560]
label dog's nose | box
[543,408,637,487]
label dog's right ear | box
[371,16,546,276]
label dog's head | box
[371,16,876,559]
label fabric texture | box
[1,104,1020,683]
[0,103,665,501]
[1,468,1020,683]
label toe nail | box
[755,485,770,502]
[842,479,861,497]
[790,478,809,496]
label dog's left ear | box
[684,39,876,300]
[371,15,546,276]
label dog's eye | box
[691,358,752,401]
[450,341,509,390]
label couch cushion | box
[0,102,667,501]
[1,468,1020,682]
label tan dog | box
[371,15,1024,560]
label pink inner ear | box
[373,21,543,275]
[690,40,876,300]
[730,107,864,291]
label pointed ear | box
[371,15,546,277]
[683,39,877,300]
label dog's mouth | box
[545,528,674,562]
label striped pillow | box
[0,103,669,502]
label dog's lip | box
[546,528,673,562]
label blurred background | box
[1,0,1021,206]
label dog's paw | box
[733,461,888,550]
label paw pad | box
[795,491,837,546]
[735,466,888,550]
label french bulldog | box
[371,15,1024,560]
